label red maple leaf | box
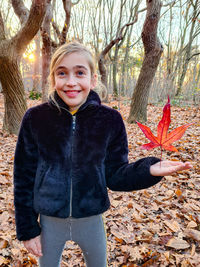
[136,97,193,159]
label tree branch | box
[162,0,176,7]
[41,0,52,35]
[14,0,47,55]
[0,9,6,41]
[187,52,200,61]
[100,16,138,58]
[117,16,138,40]
[60,0,71,44]
[11,0,29,25]
[51,20,61,39]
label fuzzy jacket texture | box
[14,90,162,241]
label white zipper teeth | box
[69,115,76,217]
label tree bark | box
[33,33,41,92]
[41,0,52,102]
[60,0,71,44]
[0,0,47,134]
[11,0,29,25]
[112,45,119,98]
[176,0,199,96]
[128,0,163,123]
[0,57,27,133]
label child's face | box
[54,52,96,111]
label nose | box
[66,74,76,87]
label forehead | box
[55,52,91,70]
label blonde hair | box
[48,42,96,107]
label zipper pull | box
[72,116,76,132]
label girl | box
[14,42,192,267]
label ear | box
[90,73,97,89]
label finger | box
[161,161,185,167]
[164,160,192,168]
[28,242,41,257]
[35,237,43,257]
[30,244,38,256]
[184,162,193,168]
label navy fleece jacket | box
[14,90,162,241]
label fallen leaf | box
[175,189,182,197]
[184,229,200,242]
[0,238,8,249]
[186,221,197,228]
[191,244,196,256]
[164,220,181,232]
[166,237,190,249]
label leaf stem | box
[160,146,163,168]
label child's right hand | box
[23,235,43,257]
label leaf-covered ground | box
[0,93,199,267]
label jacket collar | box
[49,90,101,112]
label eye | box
[76,70,86,77]
[55,69,66,77]
[77,70,84,76]
[57,71,66,76]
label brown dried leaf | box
[0,255,9,265]
[166,237,190,250]
[190,244,196,256]
[186,221,197,228]
[0,238,8,249]
[184,229,200,242]
[164,220,181,232]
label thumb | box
[35,236,43,256]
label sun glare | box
[28,54,35,62]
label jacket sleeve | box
[14,109,41,241]
[105,111,163,191]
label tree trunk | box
[112,45,119,98]
[175,2,197,96]
[121,28,133,97]
[41,1,52,103]
[33,33,41,92]
[0,0,47,134]
[41,38,51,102]
[0,58,27,134]
[98,55,109,101]
[128,0,163,123]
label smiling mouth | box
[64,90,81,98]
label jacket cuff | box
[127,156,163,190]
[17,224,41,241]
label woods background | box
[0,0,200,133]
[0,0,200,266]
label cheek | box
[82,80,93,90]
[54,79,64,89]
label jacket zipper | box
[69,115,76,217]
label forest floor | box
[0,93,200,267]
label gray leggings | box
[39,214,107,267]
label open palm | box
[150,161,192,176]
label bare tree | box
[41,0,81,102]
[98,18,137,100]
[128,0,163,123]
[121,0,142,97]
[176,0,200,96]
[0,0,47,134]
[113,0,141,98]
